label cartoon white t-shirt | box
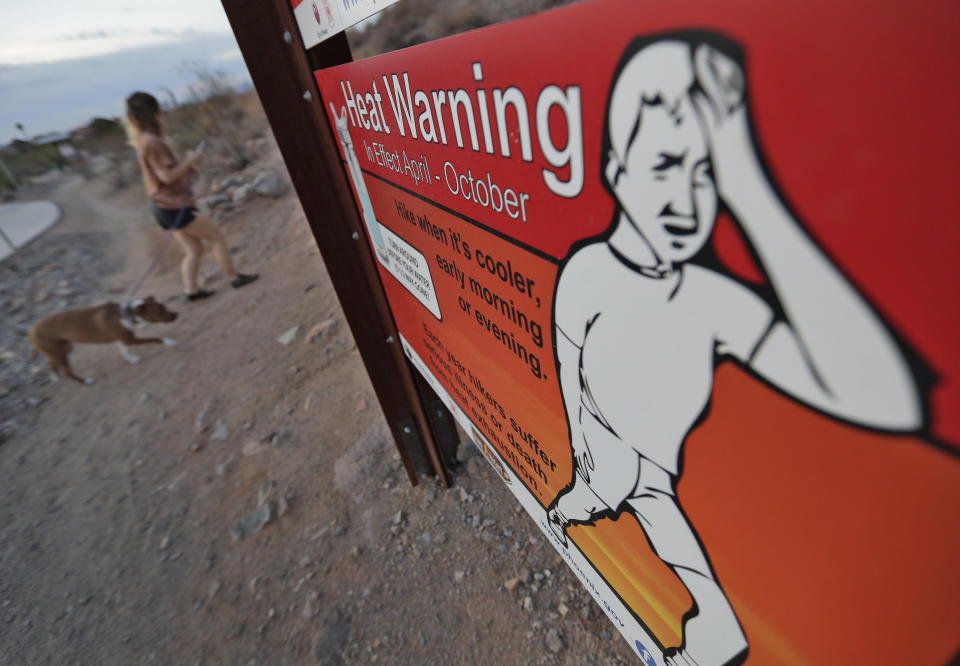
[556,242,772,487]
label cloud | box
[210,48,243,62]
[150,27,201,38]
[63,29,130,42]
[0,33,251,145]
[1,28,230,67]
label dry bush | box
[0,143,61,186]
[161,63,251,174]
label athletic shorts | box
[151,204,197,230]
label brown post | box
[220,0,451,487]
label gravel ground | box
[0,146,637,665]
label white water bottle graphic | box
[330,104,389,264]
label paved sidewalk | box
[0,200,61,261]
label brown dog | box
[28,296,178,385]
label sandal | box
[231,273,259,289]
[186,289,215,301]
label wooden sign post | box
[220,0,453,487]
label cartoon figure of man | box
[546,32,924,666]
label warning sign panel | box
[290,0,403,48]
[314,0,960,663]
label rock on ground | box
[251,170,287,198]
[277,326,299,345]
[231,501,276,541]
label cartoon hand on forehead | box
[691,43,762,206]
[693,44,745,118]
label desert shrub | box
[161,63,250,172]
[0,142,61,184]
[88,117,123,138]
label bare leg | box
[666,569,747,666]
[179,214,238,281]
[174,231,203,294]
[625,463,747,666]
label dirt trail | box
[0,148,636,665]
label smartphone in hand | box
[194,140,206,153]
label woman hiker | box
[126,91,257,300]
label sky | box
[0,0,252,145]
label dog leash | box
[127,179,194,299]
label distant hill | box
[347,0,580,58]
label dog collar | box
[121,300,141,325]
